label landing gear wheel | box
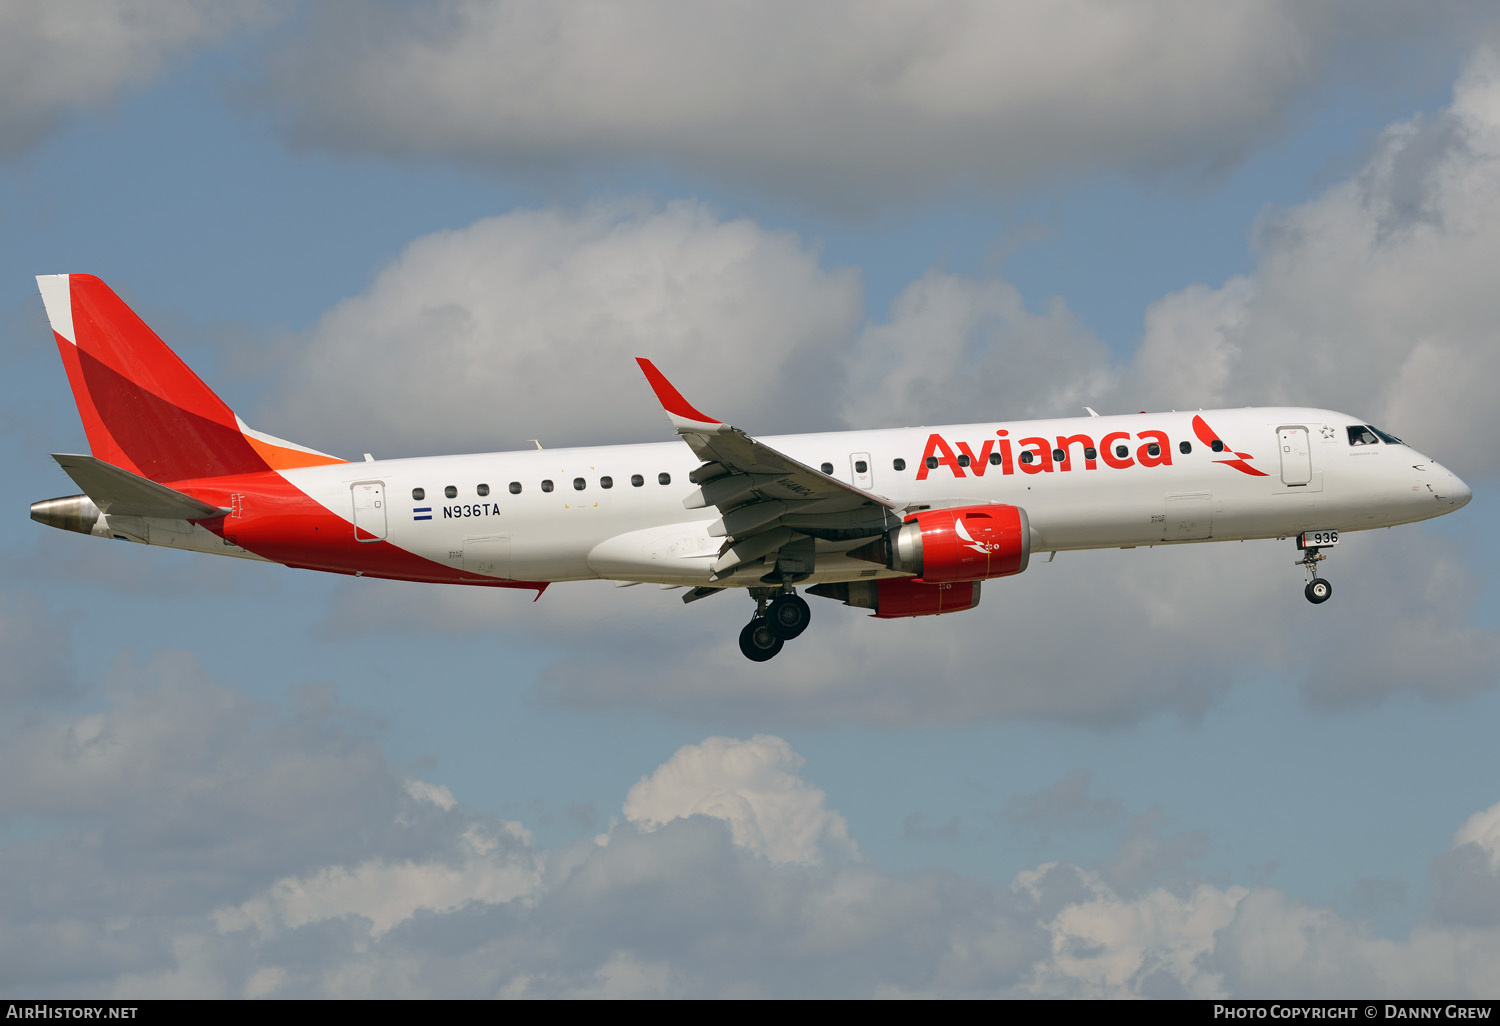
[739,618,785,661]
[766,594,811,640]
[1294,542,1333,606]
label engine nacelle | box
[807,579,982,618]
[889,504,1031,583]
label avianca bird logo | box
[954,518,989,556]
[1192,415,1268,477]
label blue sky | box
[3,1,1500,998]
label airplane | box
[29,274,1473,661]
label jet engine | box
[807,578,982,618]
[850,504,1031,583]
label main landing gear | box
[1296,544,1333,605]
[738,587,811,662]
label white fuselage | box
[262,407,1468,588]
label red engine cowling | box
[892,504,1031,583]
[806,579,982,618]
[869,578,981,618]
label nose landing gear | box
[1295,542,1332,604]
[737,587,812,661]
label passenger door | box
[350,481,387,542]
[1278,427,1312,487]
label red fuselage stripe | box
[174,470,546,592]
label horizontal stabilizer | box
[51,454,228,520]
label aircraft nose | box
[1449,470,1472,510]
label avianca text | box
[917,429,1173,481]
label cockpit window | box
[1369,425,1404,445]
[1347,426,1380,446]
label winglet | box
[635,358,728,433]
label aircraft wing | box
[636,359,901,582]
[52,453,229,520]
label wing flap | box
[52,453,228,520]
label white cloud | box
[1115,47,1500,479]
[841,271,1112,429]
[403,779,458,812]
[1453,800,1500,871]
[1206,890,1500,998]
[0,0,268,158]
[1123,277,1256,411]
[1016,865,1246,998]
[214,819,540,938]
[841,42,1500,476]
[262,199,861,457]
[622,735,857,865]
[6,656,1500,996]
[259,0,1460,203]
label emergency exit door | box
[850,452,873,490]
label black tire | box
[1305,578,1332,604]
[739,618,785,661]
[766,594,812,640]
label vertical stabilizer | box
[36,274,343,482]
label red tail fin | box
[37,275,343,482]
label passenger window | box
[541,480,554,493]
[573,477,586,491]
[1115,445,1129,458]
[477,483,490,497]
[1348,426,1380,446]
[821,462,834,474]
[509,482,521,494]
[1179,441,1192,454]
[855,460,868,474]
[1020,451,1034,464]
[601,476,613,489]
[1211,439,1225,452]
[658,473,671,485]
[1051,449,1064,462]
[1084,447,1097,460]
[989,452,1001,466]
[957,454,970,468]
[1147,443,1161,457]
[444,485,457,499]
[631,474,644,487]
[893,458,906,471]
[412,488,425,501]
[925,456,939,470]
